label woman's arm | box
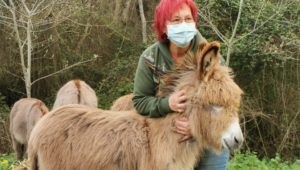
[133,52,172,117]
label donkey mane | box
[52,79,98,109]
[74,79,81,104]
[35,100,49,116]
[157,51,197,96]
[159,42,241,113]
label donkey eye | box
[208,105,224,115]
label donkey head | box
[189,41,244,153]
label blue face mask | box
[167,22,197,48]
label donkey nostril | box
[234,137,239,144]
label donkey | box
[9,98,49,160]
[110,93,135,111]
[28,41,243,170]
[52,79,98,109]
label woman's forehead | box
[171,4,192,18]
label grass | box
[0,153,17,170]
[228,151,300,170]
[1,151,299,170]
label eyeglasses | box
[169,16,194,25]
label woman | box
[132,0,229,169]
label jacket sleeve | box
[132,50,172,118]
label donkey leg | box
[23,144,28,159]
[12,138,24,160]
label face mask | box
[167,22,197,48]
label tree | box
[138,0,147,43]
[196,0,300,159]
[0,0,96,97]
[197,0,291,66]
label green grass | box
[0,153,17,170]
[228,151,300,170]
[1,152,299,170]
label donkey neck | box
[145,111,203,170]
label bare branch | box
[0,20,15,29]
[63,17,106,27]
[277,111,300,153]
[3,69,24,81]
[233,11,280,44]
[113,0,121,23]
[32,1,56,16]
[7,88,26,96]
[233,0,289,44]
[32,0,52,14]
[229,0,243,42]
[0,15,27,25]
[32,0,39,11]
[21,0,31,15]
[254,0,266,29]
[197,9,227,43]
[31,55,99,85]
[8,0,27,78]
[75,0,92,53]
[226,0,243,66]
[0,1,10,9]
[122,0,132,23]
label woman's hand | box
[168,89,187,112]
[174,117,193,143]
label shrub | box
[0,93,11,154]
[228,151,300,170]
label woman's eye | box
[171,18,181,23]
[185,17,193,22]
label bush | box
[0,153,17,170]
[0,93,11,154]
[228,151,300,170]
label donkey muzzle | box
[221,120,244,151]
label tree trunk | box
[122,0,132,24]
[25,16,32,98]
[114,0,121,23]
[138,0,147,43]
[75,0,92,54]
[225,44,232,66]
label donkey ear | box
[198,41,207,52]
[201,41,220,82]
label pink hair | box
[153,0,198,42]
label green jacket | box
[133,32,206,117]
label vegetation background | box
[0,0,299,167]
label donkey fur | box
[52,79,98,109]
[110,93,135,111]
[10,98,49,160]
[28,42,243,170]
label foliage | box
[0,93,9,113]
[0,0,299,162]
[1,152,299,170]
[196,0,300,160]
[228,151,300,170]
[0,153,17,170]
[96,52,140,109]
[0,93,10,154]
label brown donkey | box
[28,42,243,170]
[110,93,135,111]
[9,98,49,160]
[52,79,98,109]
